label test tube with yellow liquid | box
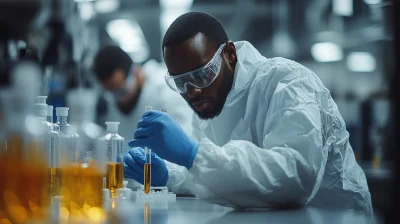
[144,147,151,194]
[98,122,124,199]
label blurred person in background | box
[92,46,192,148]
[123,12,372,216]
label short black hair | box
[162,12,228,51]
[92,45,132,81]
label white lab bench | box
[108,197,381,224]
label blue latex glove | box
[128,111,199,169]
[122,147,168,186]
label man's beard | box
[192,60,234,120]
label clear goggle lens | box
[165,44,225,94]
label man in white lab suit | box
[92,46,192,148]
[123,12,373,215]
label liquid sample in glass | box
[48,167,61,196]
[144,163,151,194]
[1,136,49,224]
[60,162,105,223]
[106,162,123,198]
[0,155,10,223]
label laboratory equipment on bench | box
[34,96,61,196]
[66,88,104,162]
[136,187,176,202]
[143,105,154,194]
[144,147,151,194]
[55,107,71,132]
[102,177,111,210]
[36,96,48,106]
[116,180,133,200]
[55,107,80,163]
[59,151,106,223]
[34,96,58,133]
[47,105,54,124]
[136,186,177,210]
[58,132,106,223]
[0,69,50,223]
[34,96,53,131]
[98,121,124,199]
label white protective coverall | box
[165,41,373,215]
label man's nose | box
[185,85,202,98]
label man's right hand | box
[122,147,169,186]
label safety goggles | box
[165,43,226,94]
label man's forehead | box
[164,33,206,56]
[163,33,215,75]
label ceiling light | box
[160,10,188,34]
[271,31,295,58]
[160,0,193,9]
[78,2,95,21]
[346,52,376,72]
[311,42,343,62]
[74,0,95,2]
[363,0,382,4]
[333,0,353,16]
[106,19,149,63]
[95,0,120,14]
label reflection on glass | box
[144,203,151,224]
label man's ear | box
[224,41,237,65]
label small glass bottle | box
[34,100,61,196]
[55,107,80,163]
[47,105,54,124]
[98,122,124,199]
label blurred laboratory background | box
[0,0,397,222]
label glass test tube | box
[145,106,152,112]
[144,147,151,194]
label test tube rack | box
[135,186,176,202]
